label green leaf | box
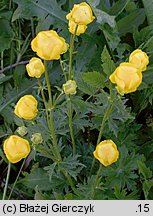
[0,12,14,52]
[93,8,116,28]
[137,161,152,179]
[142,0,153,25]
[101,46,116,76]
[143,180,153,199]
[12,0,66,22]
[59,155,85,180]
[76,77,97,95]
[117,9,146,36]
[44,163,57,182]
[81,71,105,88]
[21,167,52,191]
[109,0,130,16]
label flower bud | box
[66,2,95,26]
[63,80,77,95]
[3,135,30,163]
[26,57,45,78]
[109,62,142,94]
[31,133,43,145]
[14,95,38,120]
[31,30,69,60]
[93,140,119,166]
[129,49,149,71]
[16,126,28,137]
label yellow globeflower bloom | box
[31,30,69,60]
[14,95,38,120]
[129,49,149,71]
[26,57,45,78]
[93,140,119,167]
[68,20,87,36]
[3,135,30,163]
[109,62,142,94]
[66,2,95,25]
[63,80,77,95]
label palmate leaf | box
[0,11,14,52]
[109,0,130,16]
[81,71,105,89]
[117,8,146,36]
[20,167,52,191]
[101,46,116,76]
[12,0,66,22]
[59,155,85,180]
[12,0,67,32]
[142,0,153,25]
[137,161,152,179]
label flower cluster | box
[66,2,95,36]
[109,49,149,94]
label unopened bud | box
[31,133,43,145]
[63,80,77,95]
[16,126,28,136]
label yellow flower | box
[16,126,28,137]
[3,135,30,163]
[93,140,119,166]
[14,95,38,120]
[109,62,142,94]
[31,30,69,60]
[68,20,87,36]
[129,49,149,71]
[31,133,43,145]
[66,2,95,25]
[63,80,77,95]
[26,57,45,78]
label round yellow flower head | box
[3,135,30,163]
[26,57,45,78]
[129,49,149,71]
[16,126,28,137]
[63,80,77,95]
[14,95,38,120]
[31,30,69,60]
[93,140,119,166]
[68,20,87,36]
[31,133,43,145]
[66,2,95,25]
[109,62,142,94]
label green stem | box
[1,51,4,70]
[68,25,78,80]
[38,78,49,124]
[44,61,53,107]
[53,92,63,107]
[44,61,62,161]
[2,162,11,200]
[62,169,80,197]
[92,164,103,198]
[68,95,76,155]
[90,86,114,175]
[60,59,67,82]
[94,164,103,187]
[8,159,25,200]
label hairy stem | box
[44,61,62,161]
[68,96,76,155]
[8,159,25,200]
[2,162,11,200]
